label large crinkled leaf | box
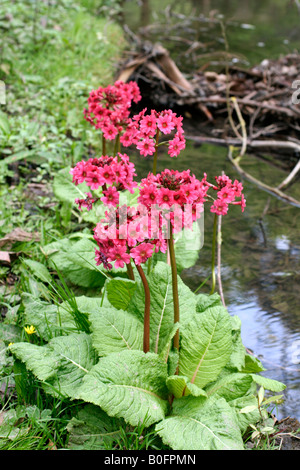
[195,292,223,312]
[106,278,137,311]
[241,353,265,373]
[45,236,106,288]
[156,396,244,450]
[128,262,196,354]
[45,333,97,397]
[76,350,169,427]
[89,305,144,356]
[251,374,286,392]
[205,372,254,402]
[179,305,232,389]
[10,343,62,382]
[67,404,122,450]
[0,323,21,344]
[225,315,246,372]
[229,396,261,433]
[74,296,102,314]
[23,259,52,284]
[10,333,97,397]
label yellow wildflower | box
[24,325,36,335]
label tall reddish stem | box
[135,264,150,353]
[168,226,180,355]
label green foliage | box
[7,261,286,450]
[156,396,245,450]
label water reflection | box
[124,0,300,69]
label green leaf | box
[52,166,90,204]
[0,323,21,344]
[76,350,169,427]
[230,395,261,432]
[22,293,104,341]
[251,374,286,392]
[10,343,62,382]
[106,278,137,310]
[67,404,122,450]
[225,316,246,372]
[166,375,207,399]
[241,353,265,373]
[179,306,233,389]
[205,372,254,402]
[128,262,196,354]
[23,259,52,284]
[44,333,97,398]
[11,333,97,397]
[0,111,10,135]
[173,223,202,272]
[89,305,144,356]
[22,294,60,341]
[46,237,106,288]
[195,292,222,313]
[156,396,244,450]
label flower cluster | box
[208,174,246,215]
[93,204,168,270]
[70,153,137,210]
[83,80,141,140]
[138,169,208,232]
[120,108,186,158]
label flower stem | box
[152,129,160,175]
[217,215,226,307]
[135,264,150,353]
[126,261,135,281]
[114,133,120,157]
[210,213,218,295]
[168,226,180,355]
[102,134,106,155]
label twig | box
[228,147,300,208]
[277,159,300,190]
[231,97,247,157]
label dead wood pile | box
[117,42,300,137]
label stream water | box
[122,0,300,420]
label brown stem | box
[102,134,106,155]
[126,261,135,281]
[168,226,180,355]
[135,264,150,353]
[217,215,226,308]
[152,128,160,175]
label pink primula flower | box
[136,136,156,156]
[107,245,131,268]
[208,173,246,215]
[210,199,229,216]
[130,243,154,265]
[101,186,119,207]
[157,113,175,134]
